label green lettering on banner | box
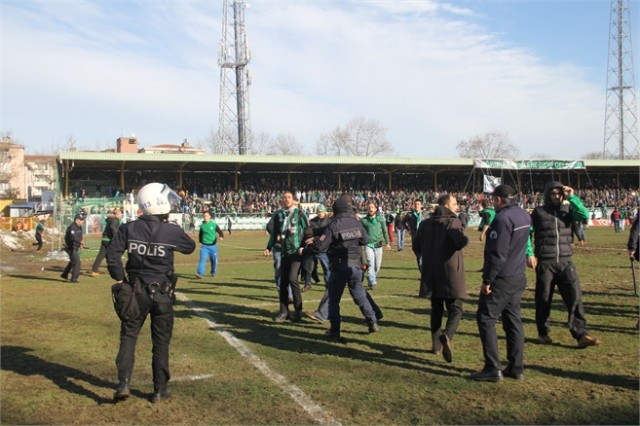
[474,159,585,170]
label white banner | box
[483,175,501,193]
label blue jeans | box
[396,229,405,250]
[197,244,219,276]
[316,252,331,284]
[364,246,383,286]
[273,246,292,298]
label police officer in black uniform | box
[303,194,379,340]
[470,185,531,382]
[107,183,196,403]
[61,213,85,283]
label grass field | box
[1,226,638,425]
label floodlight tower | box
[218,0,252,155]
[603,0,639,159]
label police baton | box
[631,258,637,296]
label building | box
[0,136,26,199]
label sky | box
[2,0,638,159]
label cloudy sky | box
[2,0,637,159]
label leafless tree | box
[264,133,305,156]
[202,129,234,155]
[315,117,394,157]
[456,130,519,158]
[64,134,78,151]
[0,133,18,198]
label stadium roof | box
[57,152,477,174]
[57,151,639,174]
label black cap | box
[74,213,85,221]
[493,184,515,199]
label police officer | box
[470,185,531,382]
[107,183,196,403]
[302,194,379,340]
[61,213,85,283]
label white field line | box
[176,292,342,426]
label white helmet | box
[137,183,181,215]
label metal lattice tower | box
[603,0,639,159]
[218,0,252,155]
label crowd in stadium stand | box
[72,171,639,217]
[172,175,639,217]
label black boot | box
[113,379,131,401]
[151,387,172,404]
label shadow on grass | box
[0,345,133,404]
[528,363,639,391]
[6,274,66,283]
[173,297,472,380]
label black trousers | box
[92,240,109,272]
[430,297,464,340]
[278,253,303,315]
[535,258,589,340]
[328,264,377,333]
[35,234,43,251]
[476,274,526,374]
[62,248,81,281]
[116,286,173,392]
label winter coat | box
[628,214,639,261]
[413,206,468,299]
[530,181,589,261]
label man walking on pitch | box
[360,201,391,290]
[61,213,85,283]
[413,193,468,362]
[91,208,123,276]
[195,210,224,279]
[263,190,310,322]
[528,181,601,349]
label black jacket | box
[102,215,121,241]
[64,222,83,249]
[401,210,425,237]
[307,212,368,263]
[530,181,589,261]
[413,206,468,299]
[628,214,640,261]
[482,204,531,284]
[107,215,196,283]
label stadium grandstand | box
[53,150,639,235]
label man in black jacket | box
[470,185,530,382]
[413,194,468,363]
[107,183,195,404]
[527,181,600,348]
[628,211,639,261]
[61,213,85,283]
[91,208,122,276]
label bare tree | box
[530,152,552,159]
[202,129,272,155]
[582,151,601,160]
[315,117,394,157]
[0,135,15,185]
[265,133,305,156]
[582,151,640,160]
[202,129,234,155]
[456,130,519,158]
[64,134,78,151]
[0,133,19,198]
